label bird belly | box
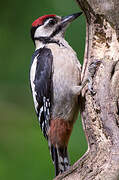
[52,71,80,122]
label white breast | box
[47,40,81,121]
[47,40,81,86]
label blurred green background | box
[0,0,87,179]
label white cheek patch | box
[34,25,51,38]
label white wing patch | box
[30,55,39,113]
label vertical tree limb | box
[54,0,119,179]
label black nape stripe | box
[31,26,37,43]
[34,36,62,46]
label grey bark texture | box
[54,0,119,179]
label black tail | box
[50,145,70,176]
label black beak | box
[50,12,83,38]
[61,12,83,28]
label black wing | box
[30,47,53,139]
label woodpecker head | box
[30,12,82,46]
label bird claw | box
[88,82,96,95]
[88,59,101,77]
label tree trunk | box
[54,0,119,179]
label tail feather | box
[50,145,70,176]
[50,146,59,176]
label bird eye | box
[48,19,57,26]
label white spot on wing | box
[38,106,43,122]
[42,121,45,131]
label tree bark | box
[54,0,119,179]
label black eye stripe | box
[48,19,57,25]
[43,17,57,25]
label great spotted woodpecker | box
[29,12,83,176]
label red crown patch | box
[32,14,56,27]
